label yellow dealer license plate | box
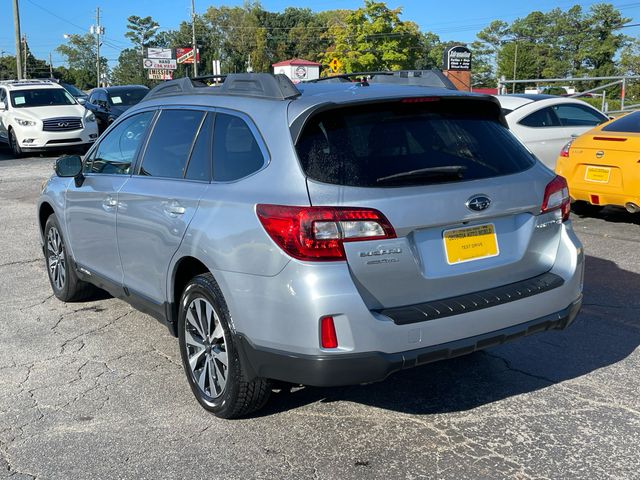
[443,224,499,265]
[585,166,611,183]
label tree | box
[320,1,422,72]
[56,34,107,89]
[120,15,160,85]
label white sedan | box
[493,94,609,169]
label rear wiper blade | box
[376,166,467,184]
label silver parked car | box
[37,72,584,418]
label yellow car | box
[555,111,640,214]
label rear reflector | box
[590,194,600,205]
[256,204,396,261]
[541,175,570,221]
[320,316,338,349]
[593,136,627,142]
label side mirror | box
[0,101,6,111]
[77,97,87,105]
[55,155,83,177]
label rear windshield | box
[295,100,536,187]
[601,111,640,133]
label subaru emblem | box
[466,194,491,212]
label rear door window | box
[519,107,560,128]
[212,113,265,181]
[138,109,205,179]
[552,104,607,126]
[296,100,535,187]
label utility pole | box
[22,35,27,79]
[95,7,101,87]
[512,41,518,94]
[12,0,22,80]
[49,52,53,78]
[191,0,198,77]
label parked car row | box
[0,79,148,156]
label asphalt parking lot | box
[0,148,639,480]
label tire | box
[8,129,23,157]
[571,200,603,217]
[43,215,95,302]
[178,273,271,419]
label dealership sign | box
[443,45,472,71]
[176,47,200,64]
[143,58,177,70]
[148,69,173,80]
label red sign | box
[176,47,200,64]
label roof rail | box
[143,73,301,102]
[306,70,457,90]
[0,79,56,86]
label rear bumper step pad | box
[377,272,564,325]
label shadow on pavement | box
[572,205,640,226]
[260,254,640,416]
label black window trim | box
[210,107,270,184]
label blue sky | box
[1,0,639,70]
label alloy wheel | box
[184,297,229,399]
[47,226,66,290]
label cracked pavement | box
[1,149,639,479]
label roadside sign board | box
[443,45,472,71]
[328,58,342,73]
[148,69,173,80]
[143,58,177,70]
[176,47,200,64]
[145,48,173,59]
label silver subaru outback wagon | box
[37,72,584,418]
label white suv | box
[0,80,98,156]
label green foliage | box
[319,1,423,72]
[55,34,108,89]
[473,4,631,91]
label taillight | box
[256,204,396,261]
[541,175,570,221]
[559,140,573,157]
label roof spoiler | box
[143,73,301,102]
[305,70,457,90]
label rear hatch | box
[294,96,561,309]
[567,115,640,191]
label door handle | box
[102,195,118,211]
[163,200,185,217]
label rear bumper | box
[571,189,640,208]
[236,296,582,387]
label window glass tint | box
[553,103,606,126]
[601,111,640,133]
[296,101,535,188]
[519,107,560,127]
[139,109,205,178]
[108,88,148,106]
[213,113,265,181]
[185,113,213,181]
[86,111,153,174]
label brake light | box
[256,204,396,261]
[401,97,440,103]
[320,316,338,348]
[541,175,570,221]
[559,140,573,158]
[593,136,626,142]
